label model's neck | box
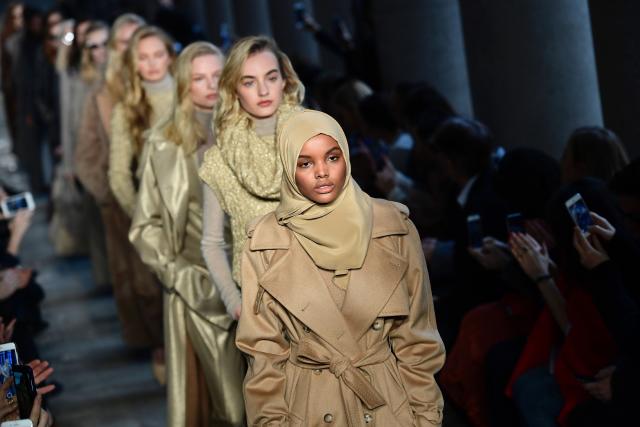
[142,73,173,94]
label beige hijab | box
[276,110,373,282]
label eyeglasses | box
[86,41,107,50]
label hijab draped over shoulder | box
[275,109,373,283]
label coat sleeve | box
[235,246,291,427]
[75,95,110,204]
[109,104,137,217]
[389,220,445,427]
[128,150,174,288]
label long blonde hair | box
[104,13,145,102]
[121,25,176,155]
[80,21,109,84]
[161,42,224,154]
[215,36,304,131]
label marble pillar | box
[459,0,603,157]
[370,0,473,116]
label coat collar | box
[250,199,410,358]
[248,198,409,251]
[148,137,200,249]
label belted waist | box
[289,339,390,426]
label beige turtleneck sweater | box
[109,74,174,217]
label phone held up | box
[12,365,37,419]
[0,342,19,402]
[565,193,594,236]
[506,212,526,235]
[0,192,35,219]
[467,214,484,249]
[1,420,33,427]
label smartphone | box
[506,213,526,235]
[293,1,306,29]
[0,343,19,401]
[1,421,33,427]
[467,214,484,249]
[12,365,36,419]
[565,193,594,235]
[0,192,35,218]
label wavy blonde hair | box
[104,13,145,102]
[121,25,176,155]
[160,42,224,154]
[215,36,304,131]
[80,21,109,84]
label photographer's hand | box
[588,212,616,241]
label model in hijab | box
[236,109,446,426]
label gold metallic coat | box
[129,136,245,426]
[237,199,446,426]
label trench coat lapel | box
[150,142,190,252]
[340,240,408,341]
[258,240,363,357]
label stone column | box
[459,0,603,158]
[233,0,272,37]
[200,0,234,47]
[370,0,473,116]
[267,0,320,66]
[588,1,640,159]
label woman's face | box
[136,35,171,82]
[190,54,224,110]
[295,134,347,204]
[236,50,285,119]
[85,28,109,66]
[115,22,140,54]
[12,5,23,30]
[75,20,91,47]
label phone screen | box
[567,195,593,233]
[506,213,526,235]
[0,347,18,401]
[467,215,484,248]
[13,366,36,419]
[6,195,28,214]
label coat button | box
[303,325,310,333]
[313,369,322,375]
[372,319,383,331]
[364,413,373,423]
[323,413,334,423]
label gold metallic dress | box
[129,130,245,427]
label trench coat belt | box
[289,339,389,426]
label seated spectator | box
[561,127,629,183]
[507,178,630,427]
[567,211,639,427]
[440,148,562,427]
[358,92,413,173]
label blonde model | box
[109,25,175,217]
[199,36,304,320]
[75,15,170,358]
[130,42,244,427]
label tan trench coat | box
[129,136,245,427]
[237,199,445,427]
[75,83,163,348]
